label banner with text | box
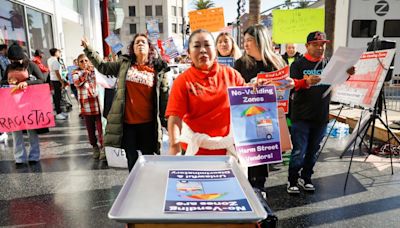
[0,84,55,132]
[228,86,282,167]
[257,66,291,114]
[331,49,396,108]
[272,8,324,44]
[189,7,225,32]
[164,169,252,213]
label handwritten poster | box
[228,86,282,167]
[164,169,252,213]
[0,84,55,132]
[105,146,127,168]
[189,7,225,32]
[331,49,396,108]
[272,8,324,44]
[257,66,291,114]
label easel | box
[342,37,398,192]
[343,88,400,191]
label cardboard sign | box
[105,146,128,168]
[228,86,282,167]
[0,84,55,132]
[272,8,324,44]
[189,7,225,32]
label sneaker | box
[287,181,300,194]
[99,147,106,161]
[93,147,100,159]
[55,113,67,120]
[61,112,69,118]
[298,178,315,191]
[0,133,8,143]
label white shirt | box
[47,56,61,81]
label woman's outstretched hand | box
[81,37,89,49]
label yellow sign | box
[189,7,225,32]
[272,8,325,44]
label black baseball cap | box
[307,31,330,43]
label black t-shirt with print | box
[234,57,275,83]
[290,56,330,124]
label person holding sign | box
[234,24,288,193]
[1,44,45,165]
[216,32,241,60]
[72,54,105,160]
[166,29,244,156]
[81,33,170,172]
[287,31,355,194]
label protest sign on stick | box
[189,7,225,32]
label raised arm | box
[81,37,120,76]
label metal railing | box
[384,85,400,111]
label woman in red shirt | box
[166,29,245,156]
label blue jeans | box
[12,130,40,163]
[288,121,327,182]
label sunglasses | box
[79,59,89,63]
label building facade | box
[0,0,103,66]
[119,0,188,53]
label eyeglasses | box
[79,59,89,63]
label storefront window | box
[0,0,27,49]
[26,7,54,59]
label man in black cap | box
[286,31,355,194]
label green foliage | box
[192,0,215,10]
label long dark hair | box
[128,33,157,67]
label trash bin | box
[108,156,275,228]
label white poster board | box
[105,147,128,168]
[331,49,395,108]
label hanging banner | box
[331,49,396,108]
[228,86,282,167]
[257,66,291,114]
[0,84,55,132]
[189,7,225,32]
[272,8,324,44]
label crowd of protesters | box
[0,23,357,198]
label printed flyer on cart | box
[164,169,252,213]
[228,85,282,167]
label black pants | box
[122,121,156,172]
[51,81,62,114]
[248,164,269,189]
